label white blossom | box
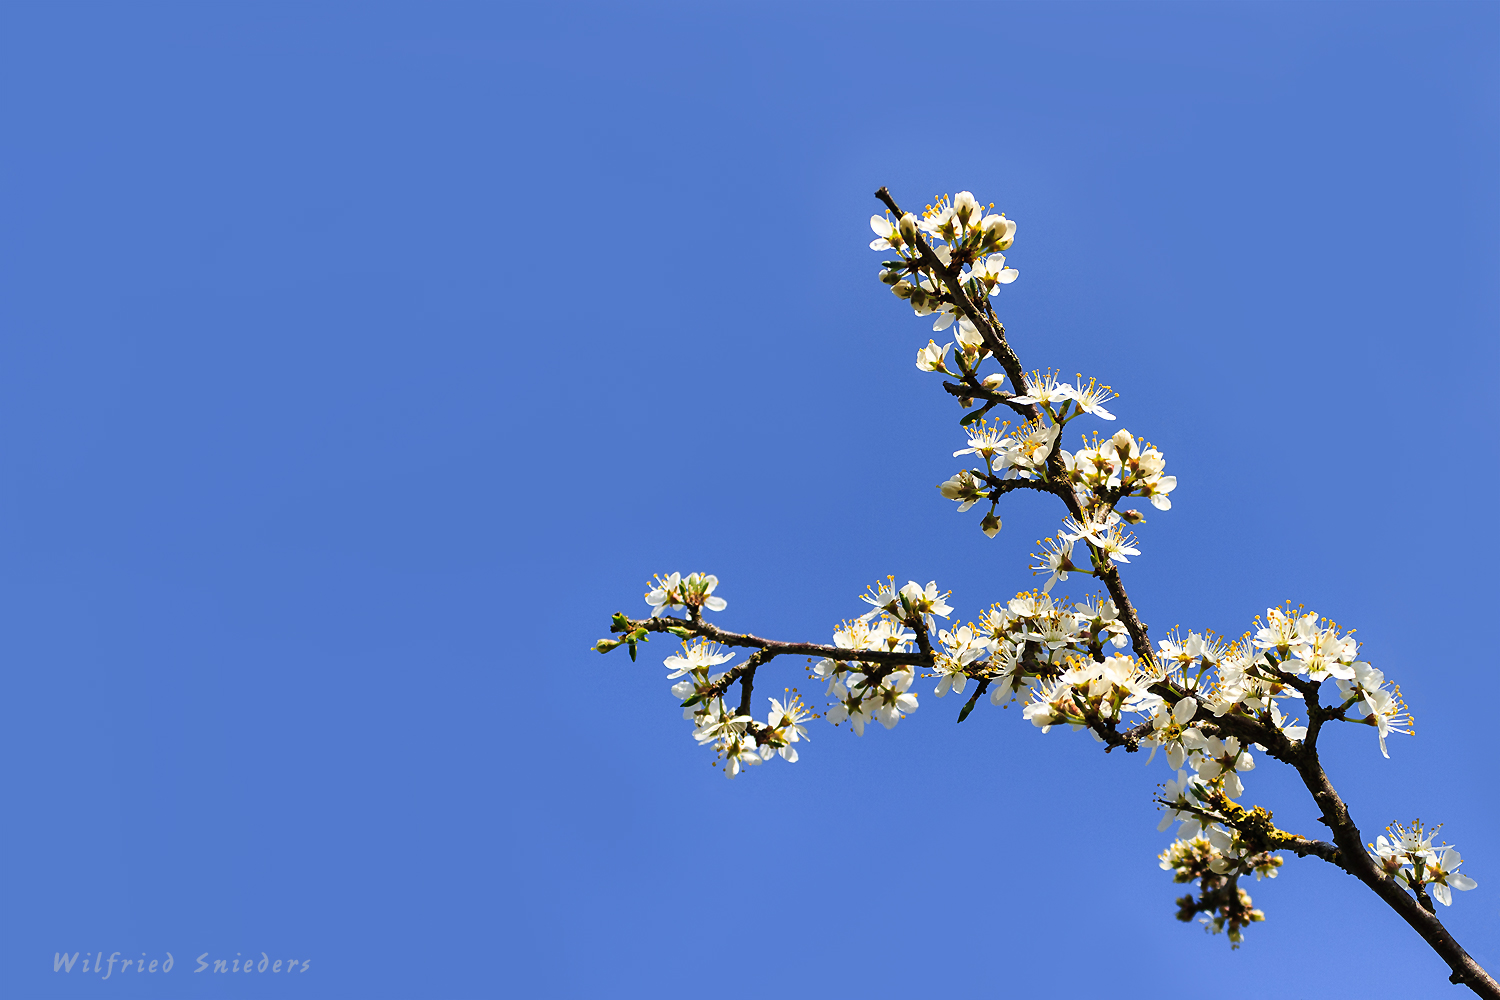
[938,469,987,512]
[1010,370,1076,408]
[970,253,1018,295]
[899,579,953,631]
[916,339,952,373]
[1029,536,1075,594]
[953,420,1012,463]
[763,692,813,762]
[663,642,734,679]
[646,571,727,616]
[869,214,903,251]
[1069,377,1117,420]
[1428,848,1478,905]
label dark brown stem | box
[617,614,932,669]
[1292,752,1498,996]
[616,614,935,708]
[875,187,1037,423]
[941,378,1034,418]
[973,472,1053,496]
[735,649,772,717]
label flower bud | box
[898,213,920,244]
[879,268,903,285]
[982,215,1016,251]
[980,511,1002,538]
[1121,509,1147,524]
[954,191,979,226]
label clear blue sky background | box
[2,3,1496,998]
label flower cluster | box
[936,391,1177,573]
[1370,821,1478,906]
[1060,427,1176,510]
[947,416,1061,483]
[1159,835,1276,947]
[1022,653,1163,732]
[875,194,1175,567]
[646,572,727,617]
[1015,423,1175,580]
[1193,605,1412,757]
[811,579,950,735]
[872,190,1017,334]
[667,641,817,779]
[927,592,1136,710]
[1155,764,1273,881]
[638,576,813,778]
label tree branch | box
[876,189,1157,664]
[615,614,934,670]
[875,184,1497,994]
[941,378,1034,418]
[1292,752,1498,996]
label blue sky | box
[2,3,1496,997]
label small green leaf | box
[667,626,694,639]
[610,612,632,632]
[959,401,996,426]
[628,641,638,662]
[680,694,703,708]
[957,699,977,723]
